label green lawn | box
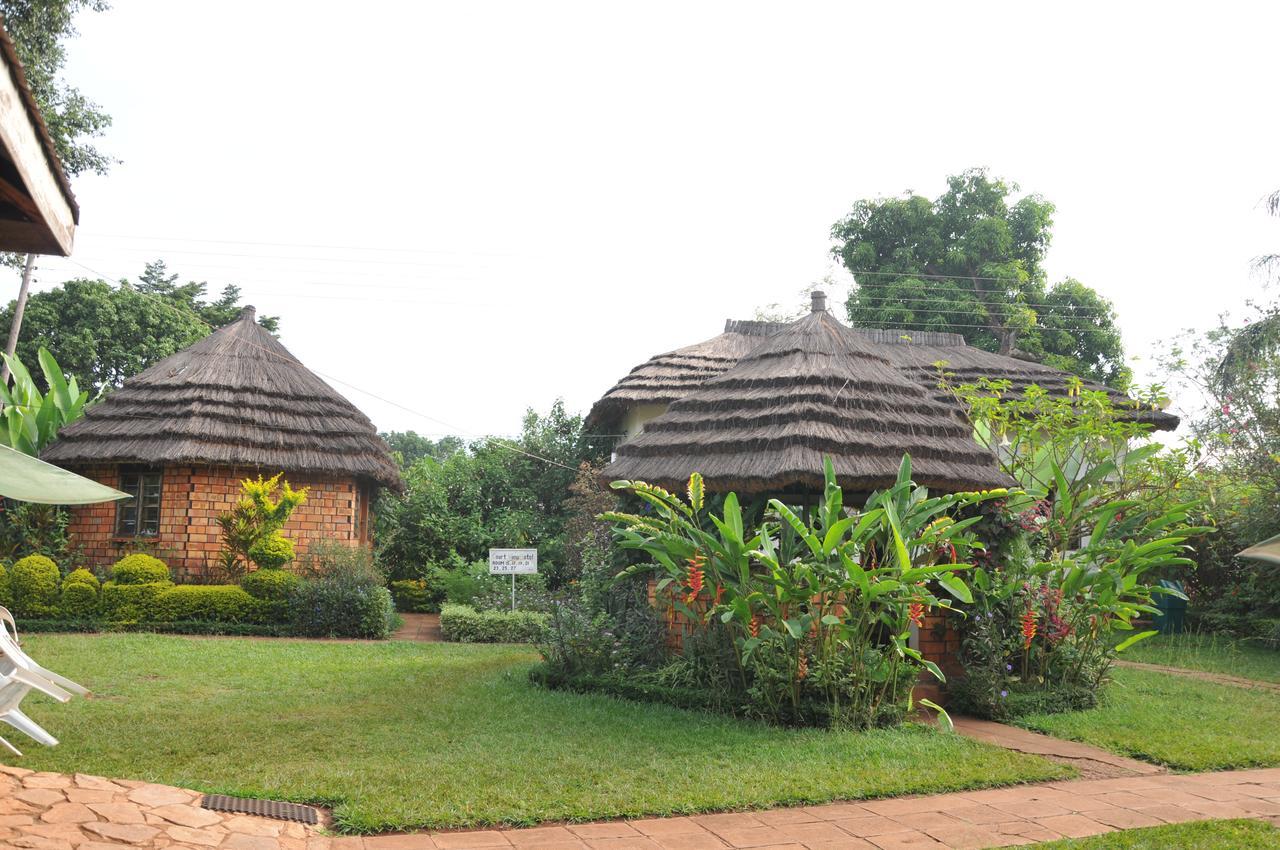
[1038,819,1280,849]
[1019,667,1280,771]
[1120,632,1280,684]
[6,634,1064,833]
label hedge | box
[112,553,171,585]
[439,604,548,643]
[292,582,395,639]
[100,580,174,622]
[151,585,262,624]
[529,665,727,714]
[59,582,99,620]
[14,619,296,637]
[11,555,61,617]
[389,578,444,613]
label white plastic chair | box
[0,607,88,697]
[0,678,57,747]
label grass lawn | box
[6,634,1065,833]
[1120,632,1280,684]
[1019,667,1280,771]
[1037,819,1280,849]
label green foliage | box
[439,604,548,643]
[10,553,60,616]
[59,579,98,619]
[240,568,300,601]
[389,577,445,613]
[150,585,260,624]
[62,567,99,590]
[0,271,278,397]
[0,0,112,178]
[217,474,307,577]
[0,562,11,608]
[290,541,394,639]
[0,347,89,455]
[379,431,464,468]
[584,456,1004,728]
[830,168,1128,386]
[111,553,171,585]
[99,580,172,622]
[0,502,70,563]
[375,401,605,584]
[247,534,295,570]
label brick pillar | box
[915,610,964,705]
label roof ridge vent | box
[811,290,827,313]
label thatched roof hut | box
[603,293,1015,495]
[44,306,401,489]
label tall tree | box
[830,168,1128,386]
[0,262,278,394]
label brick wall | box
[65,464,368,581]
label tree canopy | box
[0,0,113,178]
[0,260,279,394]
[830,168,1128,386]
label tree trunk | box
[1,253,36,384]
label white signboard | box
[489,548,538,575]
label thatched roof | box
[43,307,402,490]
[602,294,1015,495]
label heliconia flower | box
[749,614,761,638]
[684,555,705,603]
[796,654,808,681]
[908,602,925,629]
[714,585,725,604]
[1021,606,1038,649]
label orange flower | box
[714,585,725,604]
[796,654,809,681]
[684,555,705,604]
[1021,606,1038,649]
[749,614,761,638]
[908,602,925,629]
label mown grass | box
[1038,818,1280,849]
[1121,632,1280,684]
[5,634,1064,833]
[1019,667,1280,771]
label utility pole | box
[1,253,36,385]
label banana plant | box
[0,348,91,456]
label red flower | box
[748,614,761,638]
[684,555,705,604]
[1021,606,1038,649]
[908,602,925,629]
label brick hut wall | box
[66,465,364,582]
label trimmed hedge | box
[63,568,101,590]
[241,569,301,601]
[0,563,11,608]
[15,619,295,637]
[947,678,1100,721]
[292,582,395,639]
[100,580,174,622]
[529,665,726,714]
[59,581,99,620]
[151,585,261,624]
[390,578,444,613]
[112,554,171,585]
[11,555,61,617]
[440,604,548,643]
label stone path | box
[951,718,1163,780]
[350,769,1280,850]
[1112,659,1280,694]
[392,614,442,643]
[0,764,324,850]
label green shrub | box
[100,580,173,622]
[112,553,171,585]
[947,677,1100,721]
[291,580,394,639]
[0,562,12,609]
[241,569,301,601]
[59,581,99,620]
[440,604,548,643]
[151,585,261,624]
[11,554,61,617]
[63,568,100,590]
[389,577,445,613]
[248,534,295,570]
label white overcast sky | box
[24,1,1279,438]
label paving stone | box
[0,813,35,827]
[1034,814,1111,839]
[707,826,787,847]
[166,825,227,846]
[989,800,1071,820]
[1236,798,1280,816]
[691,814,763,833]
[832,816,913,838]
[750,809,819,827]
[128,786,196,808]
[74,775,128,793]
[431,831,512,849]
[223,835,283,850]
[647,833,726,850]
[802,839,877,850]
[223,816,285,837]
[23,774,72,790]
[306,837,334,850]
[1088,808,1164,830]
[83,843,142,850]
[83,821,163,844]
[14,789,65,808]
[886,813,959,831]
[150,804,224,829]
[64,789,117,804]
[23,822,93,841]
[1133,804,1202,824]
[768,822,851,844]
[361,834,438,850]
[628,818,705,837]
[568,823,642,840]
[10,836,74,850]
[992,821,1063,841]
[87,801,148,824]
[943,805,1008,826]
[923,822,1020,850]
[38,802,96,823]
[802,804,873,821]
[0,763,34,778]
[502,825,579,845]
[863,830,947,849]
[582,838,662,850]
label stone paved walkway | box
[393,614,442,643]
[346,768,1280,850]
[951,718,1163,780]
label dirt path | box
[392,612,442,642]
[1113,658,1280,693]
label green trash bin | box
[1154,579,1187,635]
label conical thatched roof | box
[43,307,402,490]
[603,294,1014,495]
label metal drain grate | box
[201,794,319,824]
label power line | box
[82,232,513,258]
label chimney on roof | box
[810,290,827,313]
[240,305,256,322]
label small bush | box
[440,604,548,643]
[947,677,1100,721]
[63,568,100,590]
[151,585,261,624]
[241,569,301,601]
[248,534,295,570]
[0,563,12,609]
[390,577,445,613]
[11,554,61,617]
[100,580,173,622]
[291,580,394,639]
[59,581,99,620]
[112,553,171,585]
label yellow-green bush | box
[111,553,171,585]
[248,535,295,570]
[0,563,11,609]
[63,568,100,590]
[59,581,99,620]
[240,569,300,601]
[150,585,260,624]
[100,580,173,622]
[11,555,61,617]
